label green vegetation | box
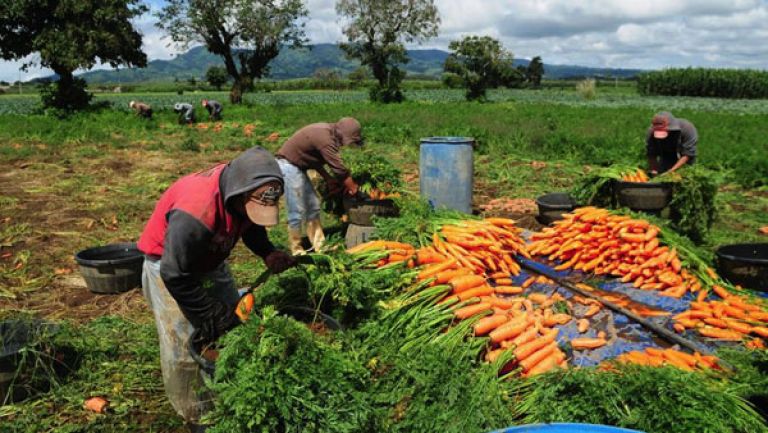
[445,35,522,100]
[638,68,768,99]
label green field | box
[1,88,767,432]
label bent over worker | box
[174,102,196,124]
[202,99,222,121]
[646,111,697,176]
[129,100,153,119]
[137,147,296,428]
[276,117,364,255]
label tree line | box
[0,0,543,110]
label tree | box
[527,56,544,88]
[206,66,228,90]
[347,66,369,86]
[157,0,308,104]
[444,36,517,101]
[336,0,439,103]
[0,0,147,110]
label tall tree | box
[206,66,228,90]
[157,0,308,104]
[444,36,518,101]
[336,0,439,103]
[527,56,544,88]
[0,0,147,110]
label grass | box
[0,87,766,431]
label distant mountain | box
[76,44,643,84]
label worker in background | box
[646,111,697,176]
[137,147,296,429]
[129,100,153,119]
[276,117,364,255]
[174,102,196,125]
[202,99,223,121]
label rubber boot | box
[306,219,326,252]
[288,227,306,256]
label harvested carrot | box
[474,314,509,336]
[495,278,514,286]
[458,285,494,301]
[521,276,536,288]
[84,396,109,414]
[511,327,539,347]
[527,293,548,304]
[519,342,557,371]
[489,315,531,343]
[584,304,601,318]
[514,329,559,361]
[577,319,589,333]
[435,268,473,284]
[752,326,768,338]
[453,302,492,320]
[418,258,457,280]
[698,327,743,340]
[571,337,607,350]
[525,350,565,377]
[543,313,572,327]
[449,274,486,293]
[495,285,523,295]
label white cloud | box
[2,0,767,82]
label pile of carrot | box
[672,284,768,342]
[529,207,699,298]
[621,169,650,183]
[613,347,719,371]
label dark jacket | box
[276,117,362,179]
[137,147,283,335]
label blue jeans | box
[277,158,321,230]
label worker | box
[276,117,364,255]
[137,146,296,428]
[202,99,223,121]
[646,111,697,176]
[174,102,196,125]
[129,100,153,119]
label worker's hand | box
[649,169,659,178]
[342,176,359,196]
[264,250,297,274]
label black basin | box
[75,243,143,294]
[343,196,399,226]
[615,181,673,212]
[536,193,576,225]
[715,243,768,291]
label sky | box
[2,0,768,83]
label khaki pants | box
[141,257,238,423]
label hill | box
[77,44,643,83]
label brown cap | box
[651,113,671,139]
[244,182,282,226]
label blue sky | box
[2,0,768,82]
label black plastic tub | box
[190,306,342,377]
[343,196,399,226]
[536,193,576,225]
[715,243,768,291]
[614,181,673,212]
[0,320,61,404]
[74,243,143,294]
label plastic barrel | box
[419,137,474,214]
[488,423,644,433]
[74,243,144,294]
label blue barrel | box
[488,423,644,433]
[419,137,474,213]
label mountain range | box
[77,44,643,84]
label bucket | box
[343,196,399,226]
[419,137,474,214]
[536,193,576,225]
[74,243,144,294]
[345,223,376,249]
[614,181,672,212]
[715,243,768,291]
[488,423,644,433]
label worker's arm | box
[242,225,297,274]
[678,121,698,160]
[664,155,690,175]
[160,210,240,342]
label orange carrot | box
[495,285,523,295]
[584,304,601,318]
[519,342,557,371]
[698,327,743,340]
[571,337,607,350]
[449,274,487,293]
[514,329,559,361]
[474,314,509,336]
[435,268,473,284]
[527,293,548,304]
[495,277,514,286]
[577,319,589,333]
[418,258,458,280]
[453,302,493,320]
[752,326,768,338]
[511,327,539,347]
[521,276,536,288]
[525,350,565,376]
[458,285,494,301]
[489,315,531,343]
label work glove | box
[264,250,297,274]
[342,176,360,196]
[191,301,240,349]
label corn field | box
[637,68,768,99]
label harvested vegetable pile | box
[571,165,719,242]
[204,204,768,433]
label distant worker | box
[137,146,296,428]
[646,111,697,176]
[202,99,222,121]
[174,102,196,125]
[276,117,364,255]
[129,100,153,119]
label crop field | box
[1,88,767,432]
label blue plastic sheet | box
[501,253,738,367]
